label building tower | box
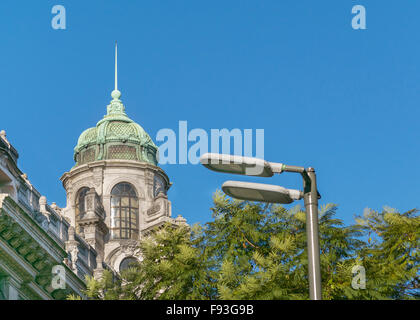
[60,43,186,276]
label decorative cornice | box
[0,195,86,299]
[61,159,170,185]
[0,194,66,257]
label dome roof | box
[73,90,158,167]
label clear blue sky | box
[1,1,418,226]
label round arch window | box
[110,182,139,240]
[119,257,138,271]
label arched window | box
[119,257,138,272]
[75,187,89,220]
[110,183,139,240]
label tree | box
[352,207,419,299]
[205,192,366,300]
[72,191,419,300]
[72,223,210,300]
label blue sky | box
[0,1,419,226]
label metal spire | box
[115,41,118,91]
[111,41,121,100]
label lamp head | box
[221,180,302,204]
[200,153,281,177]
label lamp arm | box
[280,164,321,199]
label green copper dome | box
[74,90,158,166]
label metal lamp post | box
[200,153,322,300]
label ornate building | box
[0,45,186,299]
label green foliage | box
[352,207,420,299]
[74,224,210,300]
[75,192,419,300]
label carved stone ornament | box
[147,204,161,216]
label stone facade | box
[59,87,186,274]
[0,131,90,299]
[60,159,179,272]
[0,82,186,300]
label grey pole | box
[303,167,322,300]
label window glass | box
[119,257,138,271]
[110,183,139,240]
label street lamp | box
[200,153,283,177]
[222,181,302,204]
[200,153,322,300]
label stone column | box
[78,188,108,265]
[93,255,104,280]
[65,227,80,275]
